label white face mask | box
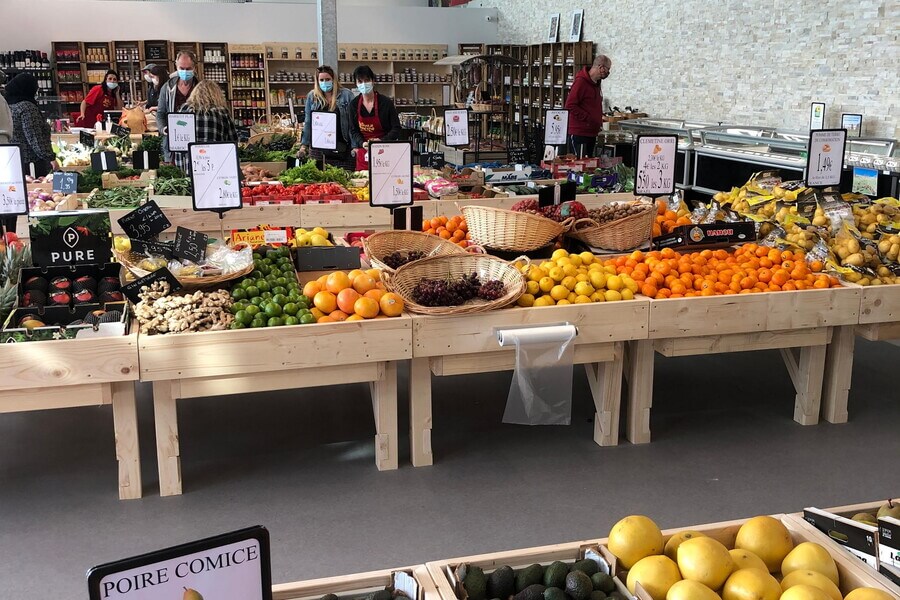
[144,73,153,84]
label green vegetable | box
[135,135,163,153]
[77,170,103,193]
[156,165,186,180]
[153,177,192,196]
[279,159,350,187]
[87,187,148,209]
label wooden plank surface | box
[822,324,855,424]
[413,301,648,359]
[0,383,111,412]
[273,565,439,600]
[858,284,900,325]
[139,317,411,381]
[409,357,434,468]
[429,342,617,376]
[116,203,303,239]
[301,202,393,230]
[625,339,654,444]
[111,381,142,500]
[586,341,624,447]
[153,380,182,497]
[177,363,383,399]
[653,327,831,357]
[857,321,900,341]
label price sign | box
[809,102,825,130]
[130,238,174,259]
[168,113,197,153]
[80,130,96,148]
[52,171,78,194]
[544,109,569,146]
[132,150,161,170]
[851,167,878,196]
[634,134,678,196]
[368,141,414,208]
[840,114,862,138]
[173,226,209,263]
[110,123,130,138]
[421,152,445,169]
[91,151,119,173]
[310,110,338,151]
[117,200,172,240]
[508,145,529,164]
[121,267,183,304]
[444,109,470,147]
[0,145,28,216]
[806,129,847,188]
[189,142,243,212]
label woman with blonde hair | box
[172,80,238,172]
[298,65,354,169]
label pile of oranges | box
[602,244,842,299]
[301,269,405,322]
[653,199,692,238]
[421,214,472,248]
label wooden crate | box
[102,170,157,189]
[241,161,288,174]
[273,566,439,600]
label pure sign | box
[168,113,197,153]
[544,109,569,146]
[189,142,243,212]
[368,141,414,208]
[0,145,28,216]
[310,111,338,151]
[444,109,469,147]
[806,129,847,188]
[635,134,678,196]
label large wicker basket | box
[362,230,466,273]
[569,204,655,251]
[114,242,254,290]
[462,205,573,252]
[382,254,526,316]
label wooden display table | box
[625,286,861,443]
[273,565,439,600]
[0,334,141,500]
[408,300,650,467]
[139,317,412,496]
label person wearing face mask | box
[75,69,123,127]
[142,64,168,111]
[156,50,200,161]
[298,66,355,169]
[564,55,612,157]
[6,73,59,178]
[347,65,402,171]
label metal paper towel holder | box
[494,322,579,345]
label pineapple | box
[0,243,32,327]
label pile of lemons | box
[515,249,638,307]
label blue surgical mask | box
[357,82,373,95]
[177,69,194,82]
[106,82,118,90]
[319,80,333,93]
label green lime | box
[266,273,279,282]
[234,310,251,325]
[252,252,262,260]
[271,286,287,296]
[265,249,280,260]
[267,317,284,327]
[298,295,311,305]
[272,294,288,306]
[241,278,255,289]
[299,313,316,324]
[262,258,273,266]
[229,303,242,315]
[283,302,298,316]
[264,303,283,318]
[251,318,266,328]
[278,258,293,267]
[256,280,271,292]
[231,322,246,329]
[245,285,259,298]
[284,316,299,326]
[250,296,265,307]
[257,264,271,276]
[231,287,247,301]
[297,308,310,315]
[245,304,260,316]
[275,276,289,286]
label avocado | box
[513,584,546,600]
[488,566,515,599]
[464,566,488,600]
[320,595,339,600]
[569,560,599,577]
[606,593,625,600]
[515,564,544,592]
[589,592,607,600]
[590,573,615,594]
[543,587,567,600]
[543,562,568,589]
[364,591,392,600]
[565,571,592,600]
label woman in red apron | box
[348,65,403,171]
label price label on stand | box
[0,145,28,216]
[121,267,182,304]
[91,151,119,173]
[130,238,174,259]
[444,109,470,147]
[508,145,528,164]
[110,123,130,139]
[634,134,677,197]
[310,111,338,151]
[117,199,171,240]
[840,114,862,138]
[168,113,197,153]
[189,142,243,212]
[809,102,825,130]
[173,226,209,263]
[368,141,413,208]
[79,130,95,148]
[421,152,445,169]
[806,129,847,188]
[52,171,78,194]
[544,109,569,146]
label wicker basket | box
[363,230,466,273]
[569,204,655,251]
[471,103,493,113]
[114,242,254,290]
[462,205,574,252]
[382,254,526,316]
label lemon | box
[549,267,565,282]
[528,267,547,282]
[579,251,595,265]
[604,265,617,275]
[567,292,578,303]
[605,289,623,302]
[526,280,540,295]
[779,585,831,600]
[728,549,767,572]
[624,277,639,293]
[664,531,706,562]
[311,226,328,237]
[574,282,594,296]
[550,285,569,301]
[590,291,605,302]
[844,589,895,600]
[677,536,734,590]
[533,296,555,307]
[556,257,572,267]
[590,271,608,289]
[561,276,577,291]
[721,568,781,600]
[562,264,579,277]
[781,543,839,585]
[608,515,665,570]
[666,580,722,600]
[539,277,555,293]
[621,288,634,300]
[626,555,681,600]
[568,254,583,267]
[517,293,535,307]
[574,295,592,304]
[576,273,589,282]
[556,299,571,305]
[780,570,841,600]
[297,233,312,246]
[734,516,793,572]
[551,249,569,260]
[606,275,623,291]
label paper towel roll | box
[497,324,577,347]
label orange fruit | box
[354,296,380,319]
[430,217,442,229]
[310,308,326,320]
[317,315,335,323]
[317,274,329,287]
[347,269,365,282]
[303,280,322,298]
[380,292,404,317]
[336,288,360,313]
[326,271,352,293]
[366,268,382,281]
[313,291,337,314]
[353,274,378,294]
[329,310,349,322]
[364,289,385,302]
[810,260,824,273]
[346,314,365,321]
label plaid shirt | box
[173,107,238,172]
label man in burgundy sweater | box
[564,55,611,157]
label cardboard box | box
[442,166,485,189]
[653,221,757,250]
[2,301,129,342]
[482,166,534,183]
[101,170,156,189]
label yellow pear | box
[664,530,706,561]
[608,515,664,569]
[844,588,896,600]
[721,568,781,600]
[729,549,768,572]
[734,516,794,572]
[778,584,831,600]
[780,570,841,600]
[677,536,734,590]
[666,579,722,600]
[310,233,329,246]
[183,588,204,600]
[781,542,839,585]
[626,555,682,600]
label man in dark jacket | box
[564,55,611,157]
[156,51,200,162]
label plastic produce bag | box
[498,324,577,425]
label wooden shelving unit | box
[52,42,85,115]
[230,44,268,126]
[264,42,318,124]
[113,41,143,105]
[200,42,230,101]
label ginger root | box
[135,281,234,335]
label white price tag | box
[444,109,470,147]
[544,109,569,146]
[368,141,413,208]
[635,135,677,196]
[167,113,197,153]
[310,111,338,151]
[809,102,825,131]
[0,145,28,216]
[806,129,847,188]
[189,142,243,211]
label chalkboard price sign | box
[110,124,131,138]
[121,267,183,304]
[130,238,174,258]
[90,151,119,173]
[508,145,528,164]
[117,200,172,240]
[52,171,79,194]
[173,226,209,263]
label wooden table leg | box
[625,339,654,444]
[780,343,827,426]
[409,357,433,467]
[111,381,142,500]
[370,361,399,471]
[822,324,855,424]
[153,380,182,496]
[585,341,624,447]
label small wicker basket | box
[569,204,655,251]
[462,205,573,252]
[363,230,466,273]
[382,254,526,316]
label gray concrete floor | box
[1,340,899,598]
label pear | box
[877,499,900,520]
[183,588,204,600]
[851,512,878,526]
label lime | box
[299,313,316,324]
[275,276,289,286]
[283,302,299,316]
[284,316,299,326]
[287,282,300,291]
[257,264,270,276]
[229,303,243,315]
[245,304,260,317]
[251,318,266,328]
[256,280,271,293]
[250,296,265,306]
[264,303,283,318]
[298,295,311,305]
[278,258,293,267]
[231,287,247,301]
[262,258,273,266]
[241,278,255,289]
[297,308,310,315]
[267,317,284,327]
[271,286,287,296]
[231,322,246,329]
[252,252,262,260]
[245,285,259,298]
[265,273,279,282]
[272,294,289,306]
[234,310,252,326]
[266,249,280,260]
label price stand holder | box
[0,144,29,226]
[310,110,339,167]
[444,109,470,147]
[121,267,182,304]
[173,226,209,263]
[544,109,569,156]
[368,141,414,211]
[634,134,678,197]
[79,130,96,148]
[167,113,197,153]
[188,141,243,241]
[91,151,119,173]
[806,129,847,189]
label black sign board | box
[132,150,161,170]
[236,125,251,143]
[173,226,208,263]
[117,200,171,240]
[294,246,360,272]
[286,156,302,169]
[421,152,445,169]
[90,151,119,173]
[52,171,78,194]
[508,145,528,164]
[80,130,95,148]
[130,238,175,259]
[538,181,577,207]
[121,267,183,305]
[110,123,131,138]
[28,209,113,267]
[393,204,424,231]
